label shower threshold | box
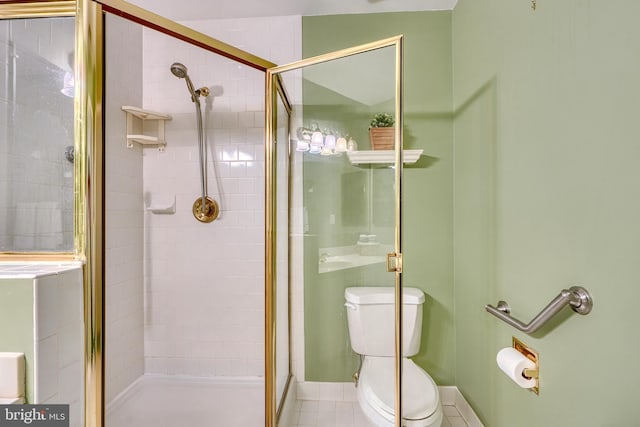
[106,374,264,427]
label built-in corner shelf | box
[122,106,172,152]
[347,149,423,165]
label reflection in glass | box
[275,44,399,426]
[0,17,75,252]
[275,89,291,411]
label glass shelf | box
[346,149,423,165]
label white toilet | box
[345,287,443,427]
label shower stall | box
[0,1,407,427]
[101,6,280,426]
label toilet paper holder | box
[485,285,593,335]
[512,337,539,395]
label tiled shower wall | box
[104,15,145,403]
[33,267,84,427]
[141,16,301,377]
[0,18,75,251]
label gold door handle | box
[386,252,403,273]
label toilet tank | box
[344,287,425,357]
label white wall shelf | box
[347,149,423,165]
[122,106,172,152]
[145,195,176,215]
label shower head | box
[170,62,198,101]
[170,62,188,79]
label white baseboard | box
[440,386,484,427]
[438,385,458,405]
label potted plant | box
[369,113,395,150]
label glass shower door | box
[98,4,277,427]
[274,81,292,415]
[267,37,405,427]
[0,16,75,253]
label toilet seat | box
[358,356,441,423]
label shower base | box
[106,374,264,427]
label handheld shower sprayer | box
[170,62,210,102]
[170,62,219,222]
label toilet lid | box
[360,357,439,420]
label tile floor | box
[285,399,469,427]
[105,375,474,427]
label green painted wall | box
[302,12,454,384]
[0,278,34,403]
[453,1,640,425]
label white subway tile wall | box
[33,267,84,427]
[104,14,146,404]
[141,16,301,378]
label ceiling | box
[129,0,457,21]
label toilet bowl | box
[345,287,443,427]
[357,357,443,427]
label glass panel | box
[274,44,400,426]
[103,13,265,426]
[275,88,291,413]
[0,17,75,252]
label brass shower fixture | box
[171,62,220,223]
[192,196,219,223]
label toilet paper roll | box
[496,347,537,388]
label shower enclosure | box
[267,37,406,427]
[101,5,276,427]
[0,1,407,427]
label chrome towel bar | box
[485,286,593,334]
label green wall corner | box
[302,11,454,384]
[0,278,34,403]
[453,1,640,425]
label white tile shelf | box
[121,106,172,151]
[347,149,423,165]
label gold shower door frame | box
[265,36,405,427]
[0,4,75,261]
[77,2,278,427]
